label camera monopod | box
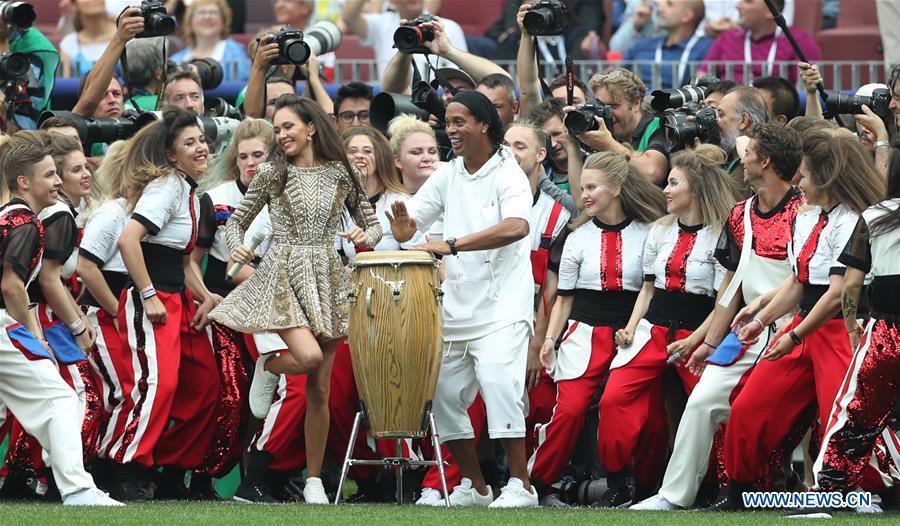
[761,0,831,114]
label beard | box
[719,126,741,153]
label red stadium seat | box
[815,0,883,85]
[436,0,506,38]
[791,0,822,37]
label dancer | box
[596,145,738,507]
[389,91,538,508]
[528,151,665,505]
[633,123,804,511]
[0,132,121,506]
[209,94,381,504]
[113,108,221,500]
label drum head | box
[353,250,435,267]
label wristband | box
[544,336,555,341]
[140,285,157,300]
[788,330,803,346]
[67,317,85,335]
[72,327,86,337]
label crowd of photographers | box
[1,0,900,509]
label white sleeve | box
[406,166,447,233]
[360,12,388,47]
[132,175,180,234]
[642,224,661,281]
[498,164,532,222]
[828,212,859,273]
[557,232,580,292]
[441,18,468,52]
[79,205,123,265]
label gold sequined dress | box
[209,160,381,340]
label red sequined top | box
[0,199,45,291]
[717,187,804,271]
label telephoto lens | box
[304,20,342,56]
[0,1,35,28]
[136,0,176,38]
[0,51,29,81]
[522,0,566,36]
[393,14,437,54]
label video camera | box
[824,88,892,122]
[523,0,567,36]
[650,76,719,112]
[270,21,342,66]
[135,0,176,39]
[0,1,35,28]
[393,14,438,55]
[564,99,614,135]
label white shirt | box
[643,220,725,296]
[360,11,468,77]
[789,203,860,286]
[528,192,570,252]
[406,147,533,341]
[559,218,649,294]
[79,198,128,274]
[131,173,199,251]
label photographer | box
[341,0,468,77]
[751,75,799,125]
[122,37,168,111]
[162,69,205,115]
[574,69,669,186]
[379,16,509,97]
[1,19,59,131]
[71,7,145,118]
[244,31,332,120]
[715,85,770,188]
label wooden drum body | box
[348,250,443,438]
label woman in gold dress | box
[209,95,381,503]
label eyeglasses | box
[338,110,371,123]
[195,9,221,18]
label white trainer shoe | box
[630,493,679,511]
[63,488,125,506]
[489,478,539,509]
[416,487,443,506]
[303,477,330,505]
[249,354,280,419]
[431,478,493,507]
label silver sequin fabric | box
[209,160,381,340]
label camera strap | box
[636,116,660,153]
[533,37,553,99]
[119,35,169,112]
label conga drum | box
[348,250,443,438]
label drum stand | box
[334,404,451,507]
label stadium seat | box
[436,0,506,38]
[791,0,822,37]
[815,0,882,85]
[32,0,62,35]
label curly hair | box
[748,122,801,181]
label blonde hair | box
[664,144,740,229]
[77,140,129,227]
[200,119,275,194]
[571,151,667,228]
[801,128,884,214]
[588,68,646,104]
[388,114,437,155]
[182,0,233,47]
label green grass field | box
[0,502,895,525]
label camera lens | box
[523,8,552,34]
[305,20,342,56]
[394,26,424,52]
[564,109,598,135]
[148,11,176,36]
[284,38,311,65]
[0,52,29,79]
[0,2,36,28]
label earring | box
[482,128,487,134]
[307,133,313,141]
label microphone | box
[225,230,267,283]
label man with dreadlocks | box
[388,90,538,508]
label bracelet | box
[873,139,890,149]
[67,317,85,335]
[751,316,765,331]
[788,330,803,346]
[544,336,555,341]
[702,341,717,350]
[72,327,86,337]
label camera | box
[169,58,224,90]
[650,76,719,112]
[205,97,243,120]
[523,0,567,36]
[135,112,241,155]
[662,103,720,152]
[0,52,29,81]
[269,21,342,66]
[38,110,143,148]
[371,82,447,132]
[0,1,35,28]
[564,99,614,135]
[558,478,607,506]
[824,88,892,122]
[393,14,437,54]
[135,0,176,39]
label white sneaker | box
[539,493,569,508]
[431,478,493,507]
[630,493,679,511]
[489,478,539,509]
[63,488,125,506]
[303,477,330,505]
[249,354,280,419]
[416,487,443,506]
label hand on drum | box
[338,226,370,248]
[410,239,451,257]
